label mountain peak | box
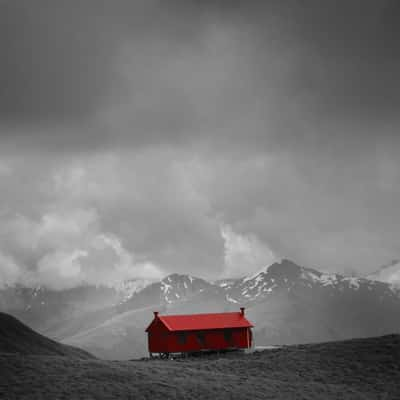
[158,273,212,304]
[266,259,303,278]
[161,273,205,284]
[241,259,303,284]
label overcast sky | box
[1,0,400,289]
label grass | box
[1,334,399,399]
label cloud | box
[0,151,224,287]
[0,208,162,290]
[36,233,162,290]
[0,161,11,176]
[1,0,399,154]
[1,1,400,288]
[0,0,124,124]
[0,251,21,288]
[220,224,277,278]
[1,141,400,288]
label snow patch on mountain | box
[343,277,361,290]
[157,274,212,304]
[319,273,340,286]
[243,268,267,283]
[116,279,153,302]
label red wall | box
[148,326,252,354]
[147,318,170,353]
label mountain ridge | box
[63,260,400,359]
[2,259,400,359]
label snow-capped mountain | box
[0,284,123,332]
[3,259,400,359]
[0,278,158,323]
[0,279,156,337]
[116,279,155,303]
[367,260,400,288]
[116,273,214,314]
[58,260,400,359]
[218,259,400,304]
[158,274,212,303]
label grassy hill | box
[1,334,399,399]
[0,312,93,359]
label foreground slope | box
[0,312,93,359]
[0,334,399,399]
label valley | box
[1,259,400,359]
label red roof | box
[146,311,253,332]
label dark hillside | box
[0,312,93,359]
[0,334,399,399]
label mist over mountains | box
[367,260,400,288]
[1,259,400,359]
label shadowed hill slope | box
[0,334,399,399]
[0,312,93,359]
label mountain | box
[116,278,154,303]
[0,312,93,358]
[223,259,400,346]
[219,259,400,310]
[117,273,215,312]
[367,260,400,287]
[2,259,400,360]
[60,260,400,359]
[61,274,222,359]
[0,279,152,336]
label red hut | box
[145,308,254,357]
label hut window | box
[196,332,206,346]
[177,332,187,344]
[224,329,233,343]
